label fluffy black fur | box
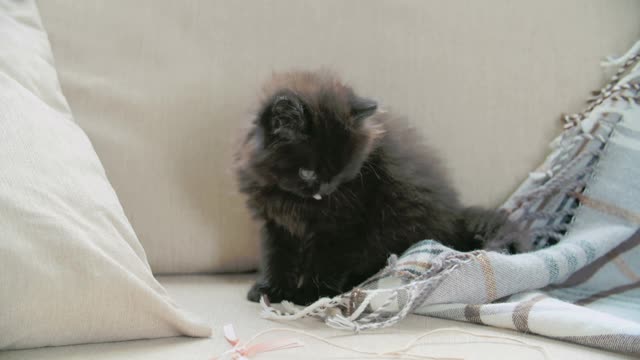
[235,71,511,305]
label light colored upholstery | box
[9,0,637,357]
[3,275,634,359]
[36,0,640,274]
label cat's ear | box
[349,95,378,122]
[268,93,306,139]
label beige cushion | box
[0,0,210,349]
[37,0,640,273]
[1,275,634,359]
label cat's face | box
[243,72,384,200]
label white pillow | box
[0,0,211,349]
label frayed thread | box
[260,252,474,332]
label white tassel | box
[326,313,361,332]
[260,295,346,321]
[280,300,299,314]
[348,292,377,320]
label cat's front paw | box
[247,282,265,302]
[246,281,287,303]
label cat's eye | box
[298,168,316,181]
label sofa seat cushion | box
[2,275,633,359]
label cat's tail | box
[458,206,529,253]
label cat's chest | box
[258,192,361,237]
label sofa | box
[2,1,639,359]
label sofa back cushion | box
[37,0,640,273]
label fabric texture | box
[35,0,640,274]
[1,275,633,360]
[259,42,640,355]
[0,0,211,349]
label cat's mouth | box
[311,182,338,200]
[281,183,335,201]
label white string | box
[348,292,377,320]
[260,295,347,320]
[396,327,551,359]
[213,326,551,360]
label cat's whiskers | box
[366,161,389,178]
[335,188,357,210]
[312,275,321,291]
[364,162,381,180]
[358,170,365,188]
[321,280,343,294]
[342,188,361,210]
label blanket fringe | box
[501,41,640,249]
[260,252,475,331]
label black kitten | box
[235,70,513,305]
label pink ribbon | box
[212,324,304,360]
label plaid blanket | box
[262,40,640,355]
